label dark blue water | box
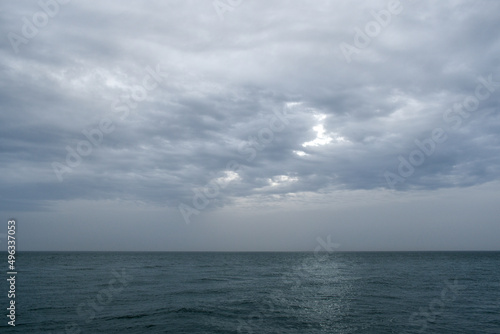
[0,252,498,333]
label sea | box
[0,252,498,333]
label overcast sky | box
[1,0,499,251]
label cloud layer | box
[1,0,500,214]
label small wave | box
[170,307,215,315]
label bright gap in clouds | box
[301,114,347,148]
[268,175,298,187]
[293,150,308,156]
[302,124,333,147]
[212,171,240,188]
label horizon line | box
[7,250,500,253]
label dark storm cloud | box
[1,0,499,212]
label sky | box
[1,0,499,251]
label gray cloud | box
[1,0,499,232]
